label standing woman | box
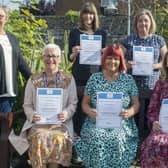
[0,7,31,168]
[121,8,167,137]
[0,6,31,114]
[68,2,106,135]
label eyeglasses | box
[43,55,60,59]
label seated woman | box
[74,44,140,168]
[9,44,78,168]
[140,52,168,168]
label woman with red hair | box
[74,44,140,168]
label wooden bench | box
[0,112,13,168]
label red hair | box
[101,44,127,72]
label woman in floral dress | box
[140,52,168,168]
[74,44,140,168]
[9,44,78,168]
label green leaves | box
[6,6,47,73]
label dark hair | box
[101,44,127,72]
[162,52,168,79]
[79,2,99,32]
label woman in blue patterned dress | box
[74,44,140,168]
[122,8,167,139]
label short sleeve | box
[121,35,131,49]
[156,35,166,48]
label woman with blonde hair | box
[121,8,167,138]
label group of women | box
[2,1,167,168]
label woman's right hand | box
[70,45,80,60]
[32,114,41,123]
[152,121,161,131]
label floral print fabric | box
[28,125,72,168]
[140,80,168,168]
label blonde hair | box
[79,2,99,32]
[134,8,156,34]
[0,6,10,19]
[162,52,168,79]
[43,44,61,56]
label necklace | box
[42,71,61,87]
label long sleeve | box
[63,76,78,121]
[18,53,31,80]
[23,77,36,123]
[68,28,80,62]
[147,80,162,128]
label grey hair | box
[43,43,61,56]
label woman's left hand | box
[57,112,66,122]
[153,63,161,70]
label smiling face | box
[137,14,151,37]
[104,55,120,73]
[43,48,61,73]
[0,8,7,28]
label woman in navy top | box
[68,2,106,135]
[122,8,167,140]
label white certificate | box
[132,46,154,76]
[36,88,63,124]
[159,99,168,133]
[80,34,102,65]
[96,92,123,128]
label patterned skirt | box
[74,117,138,168]
[28,124,72,168]
[140,131,168,168]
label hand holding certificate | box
[36,88,63,124]
[132,46,154,76]
[159,99,168,133]
[96,92,123,128]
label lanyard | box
[42,71,60,87]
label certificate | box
[132,46,154,76]
[159,99,168,133]
[36,88,63,124]
[96,92,123,128]
[79,34,102,65]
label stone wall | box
[42,14,132,49]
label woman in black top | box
[68,2,106,135]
